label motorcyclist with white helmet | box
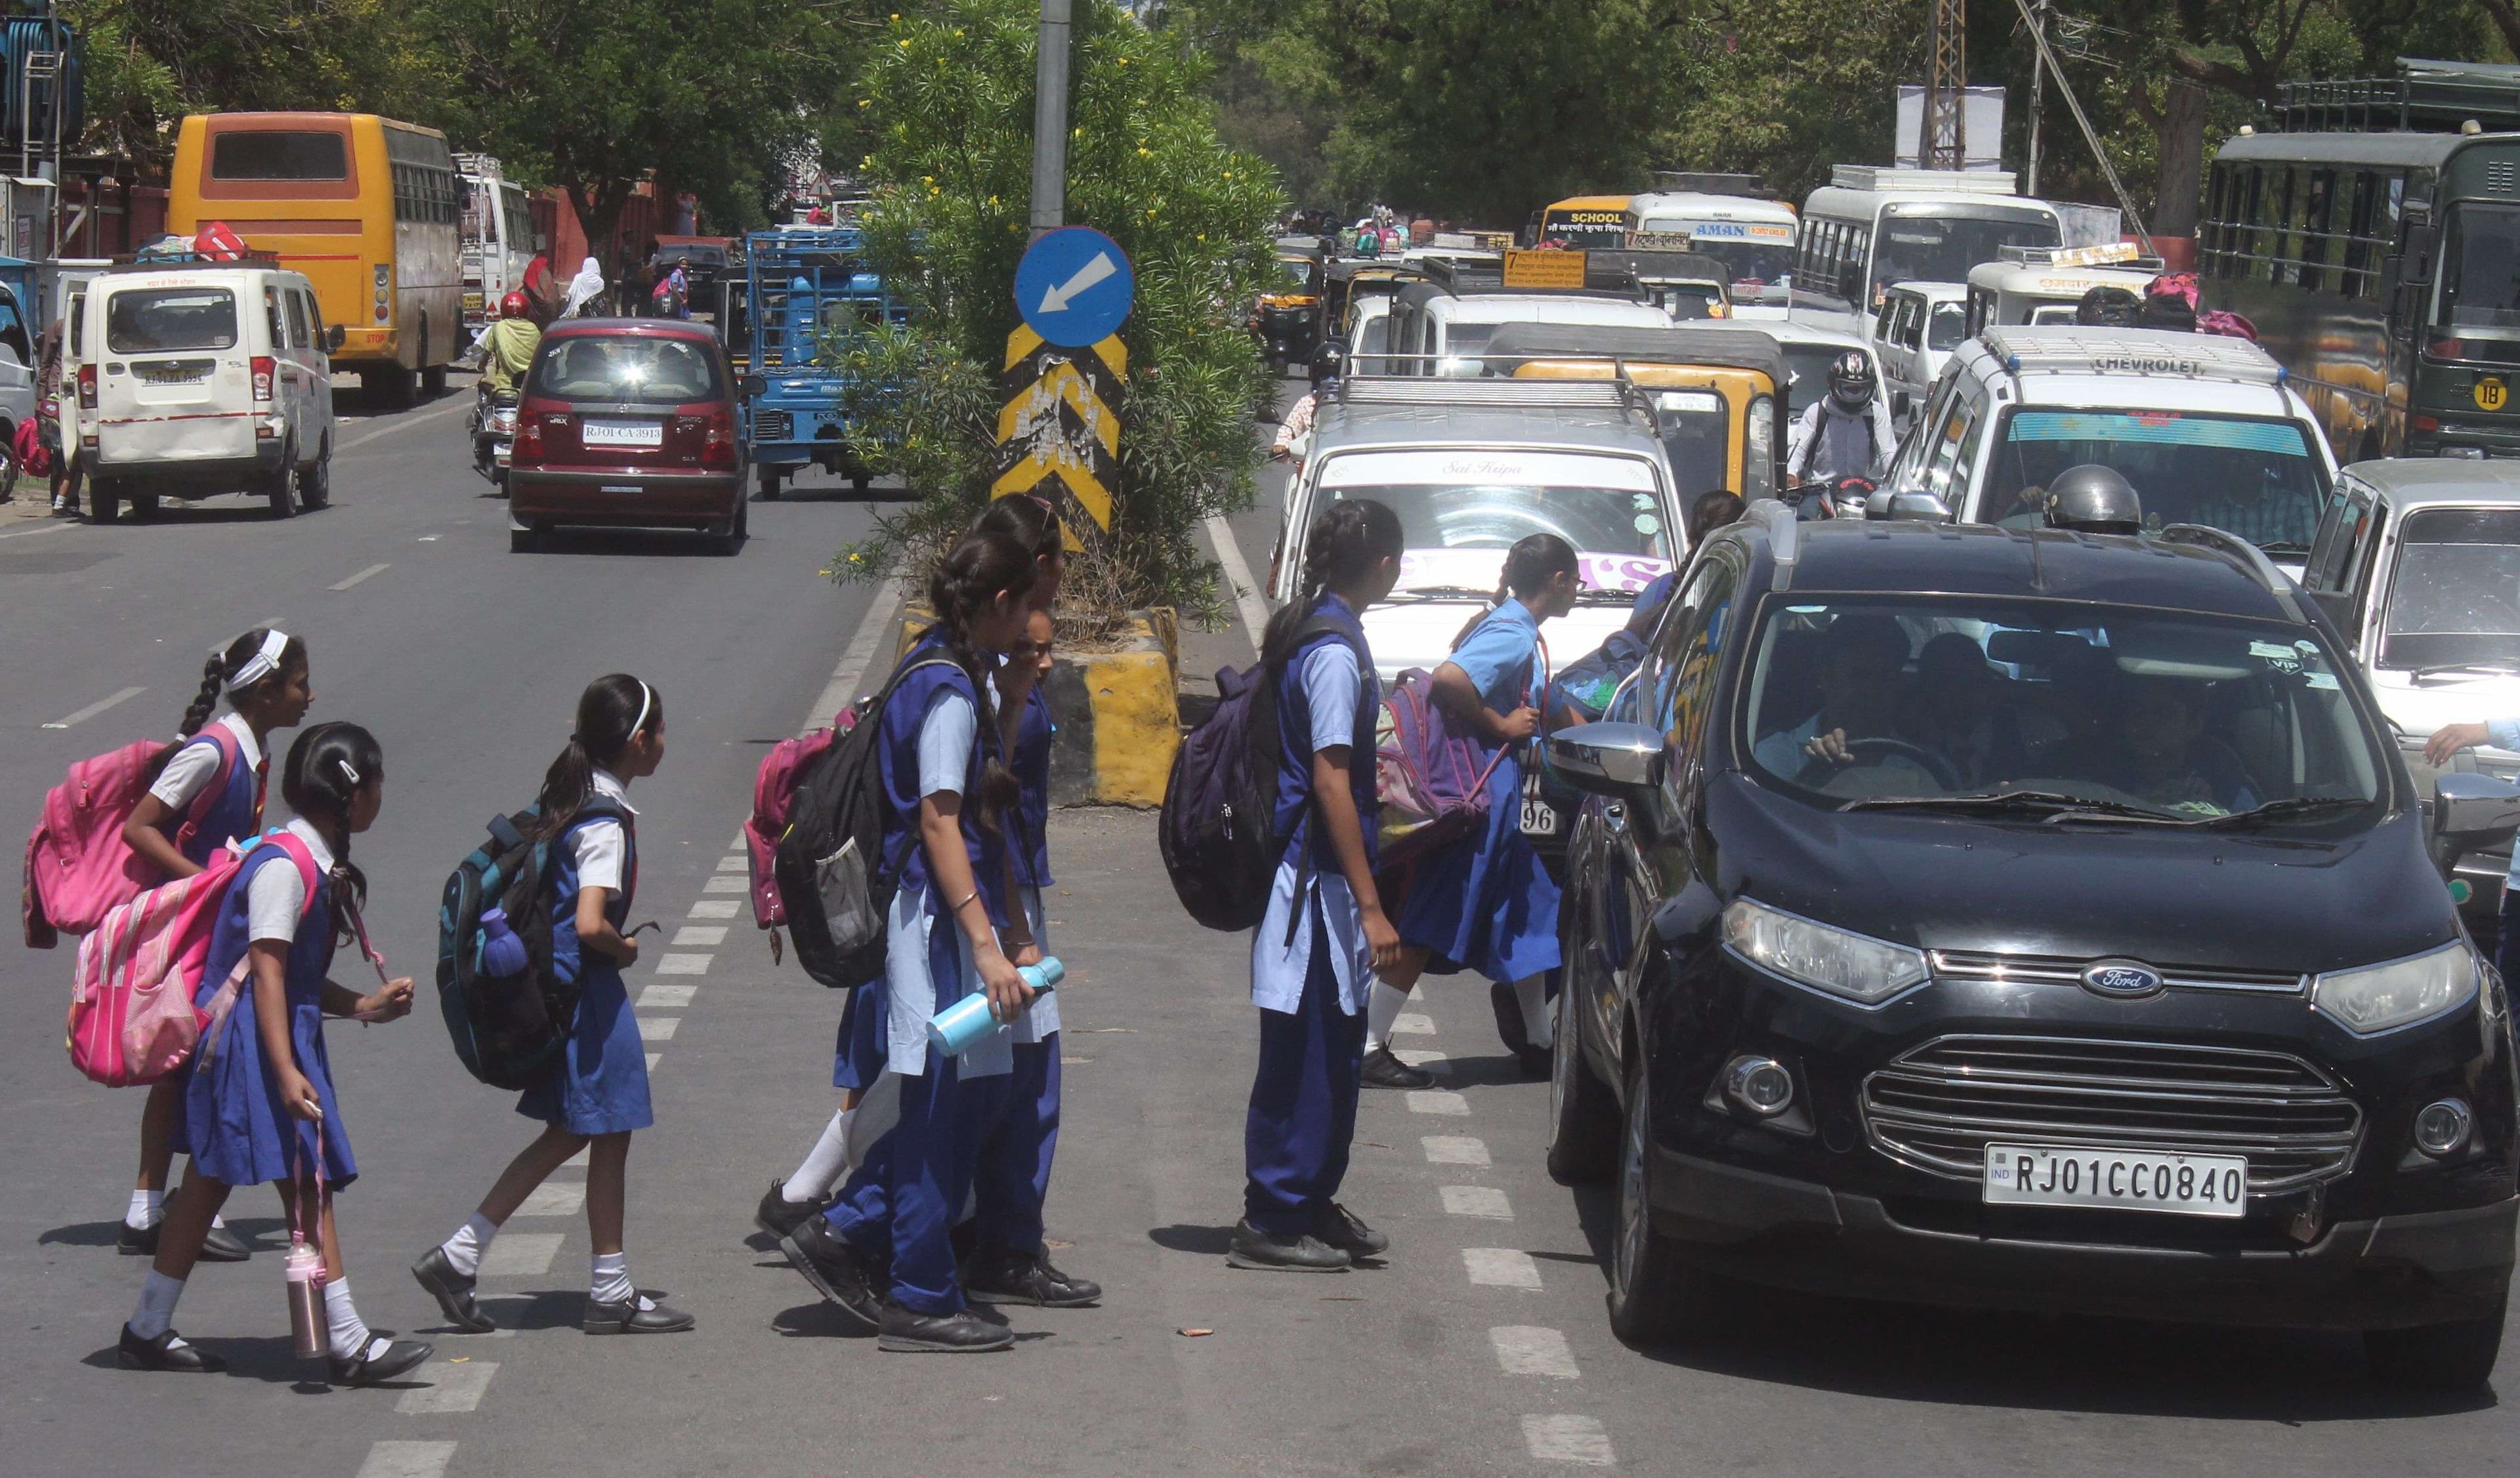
[1786,350,1897,509]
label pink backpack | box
[68,830,318,1087]
[744,707,862,931]
[22,727,247,948]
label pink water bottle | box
[285,1238,326,1359]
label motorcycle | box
[471,385,520,496]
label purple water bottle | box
[479,906,528,977]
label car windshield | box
[1779,343,1854,414]
[2435,201,2520,345]
[1678,236,1794,289]
[2379,507,2520,672]
[528,335,723,404]
[1980,409,2326,550]
[1735,597,2382,819]
[107,287,238,354]
[1926,301,1966,350]
[1318,450,1675,597]
[1870,204,2060,298]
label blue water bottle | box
[927,958,1064,1056]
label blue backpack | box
[434,799,630,1089]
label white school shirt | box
[884,690,1013,1078]
[571,768,637,891]
[1250,640,1372,1016]
[148,712,262,810]
[245,818,334,943]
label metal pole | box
[2026,0,2046,196]
[2009,0,2152,251]
[1028,0,1072,240]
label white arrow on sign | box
[1038,251,1118,314]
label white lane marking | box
[337,392,473,451]
[0,519,71,542]
[417,535,440,542]
[645,1051,662,1070]
[638,982,696,1009]
[713,855,747,872]
[476,1233,562,1276]
[1396,1047,1450,1075]
[1392,1013,1437,1036]
[1522,1414,1616,1466]
[656,953,711,975]
[1406,1089,1471,1115]
[328,562,390,591]
[1491,1326,1580,1378]
[354,1441,459,1478]
[673,925,726,946]
[1204,515,1270,652]
[801,576,910,736]
[637,1016,679,1041]
[1423,1135,1491,1166]
[41,685,145,728]
[1463,1248,1542,1289]
[701,875,747,894]
[1442,1185,1513,1219]
[515,1182,584,1217]
[688,898,740,919]
[396,1361,499,1414]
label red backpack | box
[23,728,249,948]
[744,706,864,935]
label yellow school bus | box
[1535,195,1633,251]
[170,112,464,400]
[1485,322,1790,500]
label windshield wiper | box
[2412,662,2520,685]
[2256,540,2313,555]
[1837,790,2189,824]
[1383,585,1494,603]
[2194,796,2370,830]
[1576,588,1639,606]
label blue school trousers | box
[1244,937,1365,1237]
[973,1038,1061,1255]
[823,1047,984,1316]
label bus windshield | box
[2435,201,2520,353]
[1680,237,1795,290]
[2379,507,2520,673]
[1981,410,2327,552]
[1870,203,2059,301]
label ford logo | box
[2082,961,2165,999]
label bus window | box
[2435,201,2520,350]
[2299,170,2336,295]
[2340,172,2378,299]
[212,131,347,181]
[2237,166,2267,268]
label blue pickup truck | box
[738,228,905,499]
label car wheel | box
[1606,1057,1716,1347]
[850,469,871,494]
[297,443,331,509]
[127,487,159,522]
[265,444,297,519]
[757,464,783,501]
[1546,974,1620,1185]
[510,524,541,553]
[734,495,750,541]
[2364,1307,2506,1391]
[87,476,119,524]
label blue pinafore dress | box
[163,719,266,869]
[175,828,355,1187]
[516,805,653,1135]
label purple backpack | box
[1375,616,1545,869]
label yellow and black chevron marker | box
[993,326,1124,544]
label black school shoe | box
[583,1296,695,1334]
[1490,981,1551,1080]
[329,1334,434,1386]
[877,1303,1013,1353]
[409,1246,497,1334]
[965,1246,1102,1307]
[754,1178,833,1242]
[778,1215,882,1335]
[118,1219,251,1261]
[1226,1219,1352,1273]
[1311,1201,1390,1259]
[1360,1044,1435,1090]
[117,1324,227,1373]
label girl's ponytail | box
[280,721,381,944]
[926,532,1035,835]
[1261,497,1404,668]
[534,675,658,841]
[177,656,226,740]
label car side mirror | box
[327,325,346,352]
[2433,772,2520,876]
[741,374,767,397]
[1865,489,1950,522]
[1546,721,1667,799]
[2403,222,2438,288]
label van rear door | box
[98,280,253,467]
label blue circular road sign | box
[1015,227,1135,347]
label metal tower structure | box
[1924,0,1967,170]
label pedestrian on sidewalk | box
[1362,534,1581,1087]
[112,629,314,1267]
[1232,499,1406,1273]
[778,531,1041,1352]
[119,723,430,1385]
[35,316,78,515]
[412,675,695,1336]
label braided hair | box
[178,628,307,738]
[533,675,659,841]
[926,531,1035,834]
[1261,497,1404,669]
[280,721,379,945]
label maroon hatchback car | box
[507,318,747,553]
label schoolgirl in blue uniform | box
[120,723,431,1385]
[413,675,694,1336]
[779,530,1041,1351]
[1371,534,1583,1083]
[1234,498,1406,1273]
[114,627,313,1263]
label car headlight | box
[1721,898,1927,1005]
[2311,942,2479,1035]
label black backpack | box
[775,654,961,988]
[435,798,631,1090]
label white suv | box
[82,263,339,522]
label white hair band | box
[223,629,290,692]
[629,680,652,742]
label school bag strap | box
[171,723,259,855]
[870,653,981,879]
[192,830,328,1070]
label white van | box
[83,263,340,523]
[1869,280,1968,406]
[1963,247,2164,335]
[1382,282,1673,377]
[1790,165,2063,337]
[1882,326,2338,575]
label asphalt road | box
[0,377,2513,1477]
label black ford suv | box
[1545,503,2520,1389]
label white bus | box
[1624,191,1798,316]
[1789,165,2062,337]
[455,153,536,346]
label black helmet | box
[2042,463,2143,536]
[1826,350,1874,407]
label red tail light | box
[77,363,94,410]
[251,356,274,404]
[701,406,736,469]
[517,416,543,463]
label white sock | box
[1364,979,1411,1049]
[324,1277,380,1361]
[126,1189,164,1231]
[785,1107,854,1200]
[129,1269,185,1341]
[589,1252,654,1311]
[1514,973,1555,1049]
[440,1212,497,1279]
[210,1213,227,1230]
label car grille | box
[1931,950,2305,995]
[1861,1035,2362,1194]
[755,410,793,441]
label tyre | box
[1606,1058,1718,1347]
[510,524,542,553]
[87,476,118,524]
[1546,974,1620,1185]
[368,361,415,408]
[421,361,448,396]
[297,444,331,510]
[850,469,871,494]
[757,464,783,500]
[2364,1307,2506,1391]
[265,444,297,519]
[127,487,159,522]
